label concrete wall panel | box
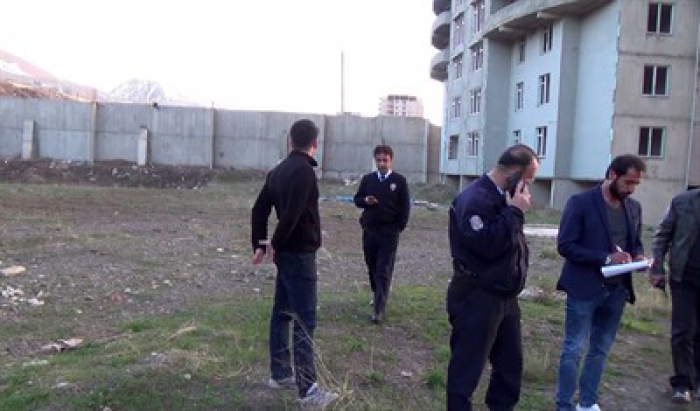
[0,98,433,182]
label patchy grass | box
[0,179,676,410]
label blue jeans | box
[555,285,628,410]
[269,252,317,398]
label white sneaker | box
[299,383,339,409]
[576,404,601,411]
[268,376,295,389]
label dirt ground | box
[0,160,691,410]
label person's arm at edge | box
[397,176,410,231]
[650,200,677,277]
[251,177,273,263]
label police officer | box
[446,144,539,410]
[353,145,410,324]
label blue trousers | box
[269,251,317,397]
[555,285,628,410]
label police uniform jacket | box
[448,174,528,298]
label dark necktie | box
[379,173,386,182]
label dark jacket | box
[448,174,528,298]
[556,185,643,303]
[353,171,410,232]
[651,189,700,282]
[251,150,321,254]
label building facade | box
[379,94,425,117]
[430,0,700,224]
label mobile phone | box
[505,171,523,197]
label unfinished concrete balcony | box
[433,0,450,15]
[430,49,450,82]
[432,11,451,50]
[483,0,611,40]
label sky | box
[0,0,445,124]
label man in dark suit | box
[353,145,410,324]
[554,155,647,411]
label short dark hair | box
[606,154,646,179]
[373,145,393,159]
[289,119,319,150]
[497,144,537,169]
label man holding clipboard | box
[554,155,648,411]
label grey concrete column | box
[422,119,429,183]
[209,107,216,169]
[137,126,149,166]
[88,102,98,164]
[22,120,36,160]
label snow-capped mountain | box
[108,79,202,107]
[0,48,100,101]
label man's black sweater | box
[353,172,410,232]
[251,150,321,254]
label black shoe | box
[371,312,383,324]
[672,389,692,404]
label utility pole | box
[340,51,345,114]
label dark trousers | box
[670,275,700,391]
[446,272,522,411]
[270,251,317,397]
[362,229,399,317]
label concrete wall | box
[0,98,439,183]
[568,1,618,180]
[614,0,700,224]
[483,39,511,171]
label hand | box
[365,195,378,206]
[505,181,531,212]
[609,251,632,265]
[252,239,274,265]
[252,248,265,265]
[649,273,665,288]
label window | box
[471,42,483,71]
[535,127,547,157]
[517,37,526,63]
[469,88,481,114]
[513,129,521,144]
[467,131,479,157]
[453,54,464,80]
[648,3,673,34]
[643,65,669,96]
[451,96,462,118]
[538,73,550,105]
[638,127,665,157]
[541,25,553,54]
[448,135,459,159]
[515,82,524,110]
[472,0,485,34]
[453,14,464,48]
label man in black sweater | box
[251,119,337,408]
[353,145,410,323]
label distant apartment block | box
[379,94,425,118]
[430,0,700,224]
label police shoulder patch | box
[469,215,484,231]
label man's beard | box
[609,178,628,201]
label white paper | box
[601,259,651,278]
